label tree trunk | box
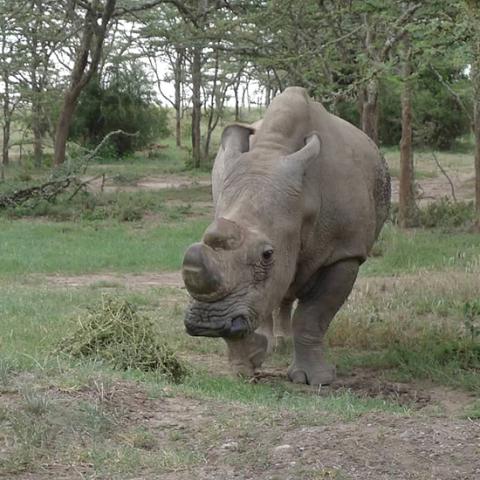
[32,97,43,167]
[191,45,202,168]
[361,78,379,144]
[174,48,183,147]
[1,120,9,169]
[54,92,78,167]
[2,77,10,166]
[469,0,480,228]
[265,83,271,107]
[234,76,241,121]
[472,52,480,228]
[398,39,416,228]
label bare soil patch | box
[42,271,184,289]
[85,175,211,194]
[390,172,474,204]
[7,380,480,480]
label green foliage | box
[71,63,170,156]
[390,198,475,230]
[413,67,472,150]
[418,198,475,229]
[58,297,188,382]
[463,300,480,341]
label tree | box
[398,34,417,227]
[71,63,170,155]
[465,0,480,227]
[53,0,117,166]
[0,1,19,171]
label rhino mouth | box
[184,301,253,339]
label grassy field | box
[0,145,479,479]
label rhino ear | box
[281,132,321,190]
[285,132,321,165]
[221,124,255,155]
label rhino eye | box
[262,247,274,262]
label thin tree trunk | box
[2,77,10,166]
[469,0,480,228]
[233,73,241,121]
[361,78,379,144]
[466,1,480,229]
[54,92,78,167]
[203,49,220,160]
[398,38,416,228]
[265,83,271,107]
[174,48,183,147]
[472,52,480,228]
[32,97,43,167]
[191,45,202,168]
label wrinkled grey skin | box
[182,87,390,385]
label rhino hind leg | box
[256,313,275,353]
[288,259,360,386]
[273,299,294,352]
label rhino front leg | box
[225,332,268,377]
[288,259,360,385]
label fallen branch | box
[0,176,76,209]
[0,130,138,209]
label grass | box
[362,223,480,276]
[0,217,209,277]
[383,148,474,180]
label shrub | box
[418,198,475,229]
[71,62,170,156]
[390,198,475,230]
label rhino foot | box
[287,361,336,386]
[225,332,268,378]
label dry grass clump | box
[58,297,188,383]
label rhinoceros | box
[182,87,390,385]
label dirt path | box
[389,172,474,204]
[43,271,184,289]
[85,175,211,193]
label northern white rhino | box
[182,87,390,385]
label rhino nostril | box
[229,316,249,336]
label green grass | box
[362,224,480,276]
[0,217,209,277]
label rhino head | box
[182,124,320,339]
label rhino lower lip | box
[184,315,250,338]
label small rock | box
[273,444,293,455]
[220,441,238,451]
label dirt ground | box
[7,377,479,480]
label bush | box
[390,198,475,230]
[418,198,475,229]
[71,62,170,156]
